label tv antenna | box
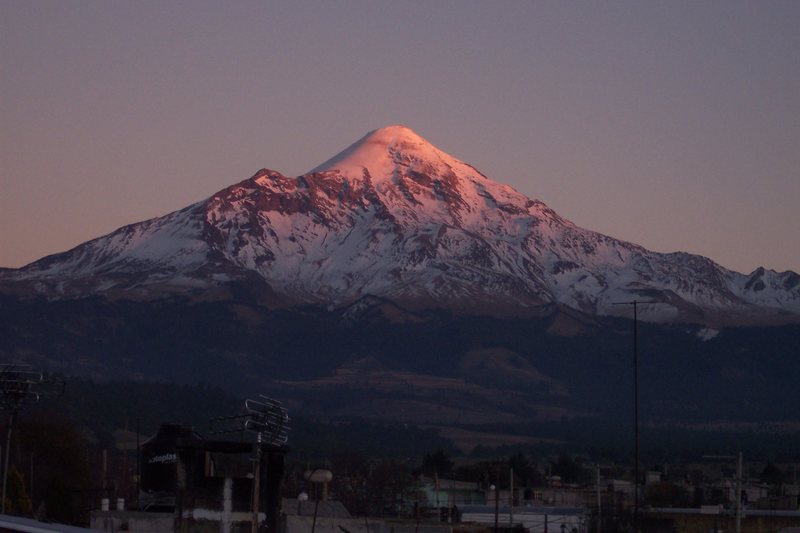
[210,395,290,533]
[0,363,65,514]
[209,395,290,446]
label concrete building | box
[420,477,486,507]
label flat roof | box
[458,504,588,515]
[0,514,99,532]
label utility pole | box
[2,410,16,514]
[596,464,602,533]
[736,452,742,533]
[633,299,639,532]
[29,452,34,504]
[208,395,290,533]
[509,467,514,528]
[613,300,643,532]
[491,480,499,532]
[251,434,261,533]
[136,418,140,510]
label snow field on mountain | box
[3,125,798,324]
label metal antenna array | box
[0,363,65,514]
[209,395,289,533]
[209,395,290,446]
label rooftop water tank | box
[139,423,203,509]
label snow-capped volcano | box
[3,125,799,325]
[309,124,474,182]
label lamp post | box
[305,468,333,533]
[490,483,499,532]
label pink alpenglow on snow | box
[2,126,799,327]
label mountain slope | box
[2,125,798,325]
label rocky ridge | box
[3,125,798,325]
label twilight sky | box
[2,1,798,273]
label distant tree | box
[688,468,704,486]
[760,463,784,486]
[508,453,530,476]
[328,454,419,517]
[508,453,544,487]
[692,486,705,507]
[645,481,689,508]
[4,465,33,516]
[453,462,490,489]
[366,459,419,516]
[332,451,370,480]
[13,408,91,525]
[550,453,590,484]
[469,445,494,458]
[329,452,370,515]
[422,449,453,477]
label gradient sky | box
[2,1,799,274]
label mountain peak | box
[4,126,799,327]
[361,124,430,146]
[309,124,462,182]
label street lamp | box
[490,483,498,532]
[305,469,333,533]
